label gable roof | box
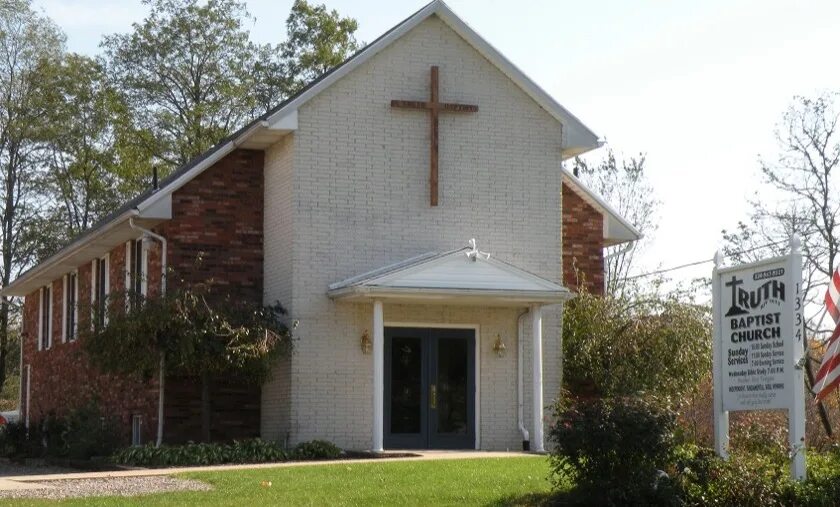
[328,244,572,305]
[3,0,609,298]
[560,167,642,246]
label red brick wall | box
[21,248,160,445]
[20,148,266,444]
[156,149,265,302]
[562,182,605,295]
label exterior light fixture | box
[360,330,372,355]
[492,334,507,358]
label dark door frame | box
[383,326,477,450]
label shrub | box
[0,421,40,458]
[675,445,787,507]
[61,403,122,459]
[673,444,840,507]
[549,395,679,505]
[112,438,341,467]
[562,288,711,399]
[291,439,341,460]
[0,404,121,460]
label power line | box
[623,234,812,281]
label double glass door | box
[384,327,475,449]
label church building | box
[4,1,639,452]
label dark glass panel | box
[436,338,468,434]
[390,337,422,434]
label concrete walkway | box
[0,451,538,488]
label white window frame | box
[63,271,78,343]
[125,242,131,311]
[125,239,148,311]
[39,285,52,351]
[37,287,43,351]
[90,259,96,330]
[91,254,110,328]
[131,414,143,446]
[61,276,67,343]
[140,240,148,298]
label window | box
[131,414,143,446]
[126,239,146,309]
[92,255,109,329]
[64,272,77,342]
[39,286,51,350]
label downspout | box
[129,217,167,447]
[517,309,530,451]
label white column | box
[712,251,729,459]
[372,300,384,452]
[531,304,544,452]
[789,235,806,480]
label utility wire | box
[623,233,814,281]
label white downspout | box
[129,218,167,447]
[517,309,530,450]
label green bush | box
[0,404,121,460]
[112,438,342,467]
[61,403,122,459]
[562,289,711,399]
[291,439,341,460]
[0,421,41,458]
[672,444,840,507]
[549,395,679,506]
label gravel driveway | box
[0,476,211,500]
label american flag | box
[815,269,840,401]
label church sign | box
[711,236,806,480]
[719,262,792,410]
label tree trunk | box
[156,352,165,447]
[201,371,211,443]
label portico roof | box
[327,242,572,306]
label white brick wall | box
[262,15,566,450]
[262,134,294,441]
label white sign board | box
[712,238,806,480]
[718,259,794,411]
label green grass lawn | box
[6,457,554,507]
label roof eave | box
[2,209,141,297]
[327,285,573,305]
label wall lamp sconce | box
[360,330,372,355]
[492,334,507,358]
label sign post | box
[712,235,806,481]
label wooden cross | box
[391,66,478,206]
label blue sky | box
[34,0,840,283]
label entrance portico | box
[328,241,572,452]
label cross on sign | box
[391,66,478,206]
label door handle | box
[430,384,437,409]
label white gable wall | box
[263,15,567,449]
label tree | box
[102,0,261,169]
[721,92,840,436]
[279,0,359,92]
[251,0,360,113]
[41,53,126,240]
[562,287,711,400]
[102,0,361,171]
[0,0,65,394]
[723,94,840,333]
[82,272,291,445]
[573,149,658,296]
